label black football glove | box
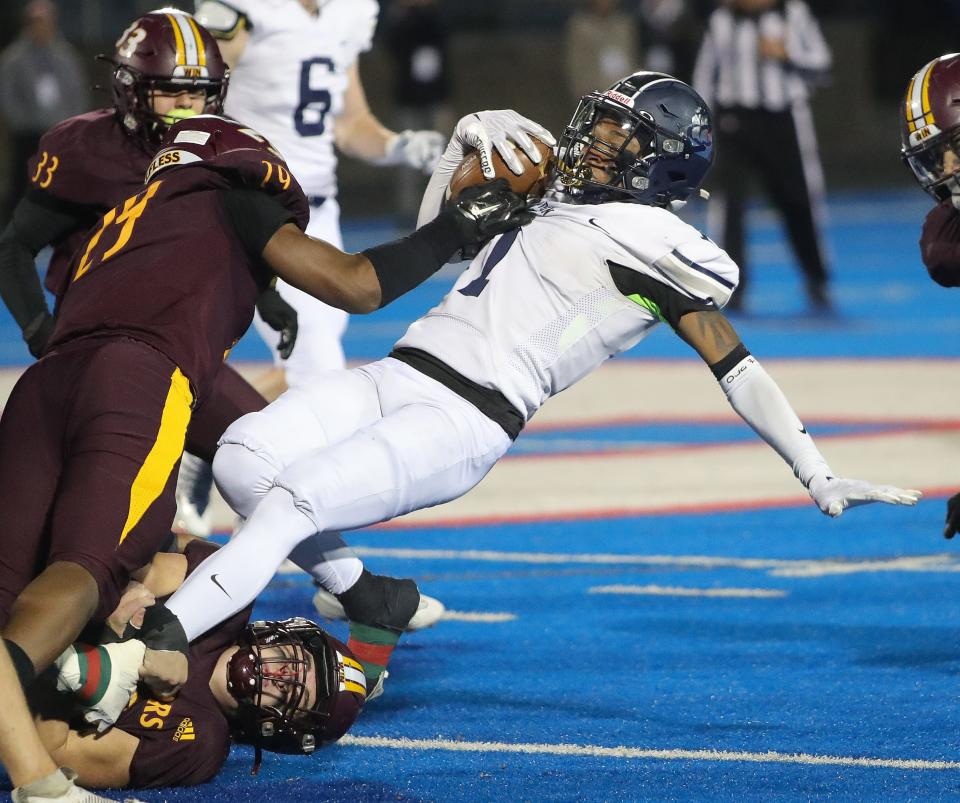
[944,491,960,539]
[23,310,54,359]
[256,286,298,360]
[442,178,535,260]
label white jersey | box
[396,196,739,421]
[223,0,379,198]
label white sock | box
[289,533,363,594]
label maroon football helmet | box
[227,617,366,766]
[107,9,228,145]
[901,53,960,205]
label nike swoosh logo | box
[210,574,231,598]
[799,426,807,434]
[589,217,613,236]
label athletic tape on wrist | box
[140,603,189,655]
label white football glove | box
[417,109,556,229]
[55,639,146,733]
[454,109,556,178]
[807,476,922,518]
[381,129,446,173]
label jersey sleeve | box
[348,0,380,54]
[920,201,960,287]
[608,260,718,330]
[221,188,297,260]
[194,0,251,38]
[26,116,121,211]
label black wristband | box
[362,212,463,308]
[709,342,750,380]
[140,603,189,655]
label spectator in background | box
[384,0,454,220]
[693,0,832,313]
[0,0,89,222]
[637,0,705,82]
[564,0,638,104]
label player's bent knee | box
[212,440,281,519]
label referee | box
[693,0,832,312]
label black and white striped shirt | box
[693,0,831,112]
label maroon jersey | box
[26,109,151,301]
[48,151,309,400]
[122,540,253,787]
[920,200,960,287]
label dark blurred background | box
[0,0,954,219]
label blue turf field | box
[6,189,960,800]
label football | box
[446,137,555,200]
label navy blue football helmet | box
[555,71,714,206]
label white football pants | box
[252,198,349,386]
[214,356,512,547]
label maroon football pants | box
[185,363,266,463]
[0,336,194,624]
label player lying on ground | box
[900,52,960,539]
[0,112,532,720]
[31,537,368,789]
[132,73,921,696]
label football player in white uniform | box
[137,74,920,698]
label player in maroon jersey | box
[31,539,365,788]
[0,112,530,711]
[901,53,960,538]
[0,9,294,535]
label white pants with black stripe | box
[214,357,513,535]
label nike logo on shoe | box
[210,574,231,598]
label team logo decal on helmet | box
[226,617,366,773]
[555,71,714,207]
[900,53,960,206]
[105,8,229,145]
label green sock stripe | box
[88,647,112,706]
[348,622,401,647]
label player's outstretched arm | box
[675,309,922,517]
[265,179,534,312]
[417,110,556,228]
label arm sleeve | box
[608,261,718,330]
[785,1,832,74]
[920,201,960,287]
[713,349,833,488]
[692,27,717,109]
[0,194,83,332]
[220,188,297,259]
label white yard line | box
[589,584,786,598]
[339,735,960,771]
[352,546,960,577]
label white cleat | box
[312,586,446,631]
